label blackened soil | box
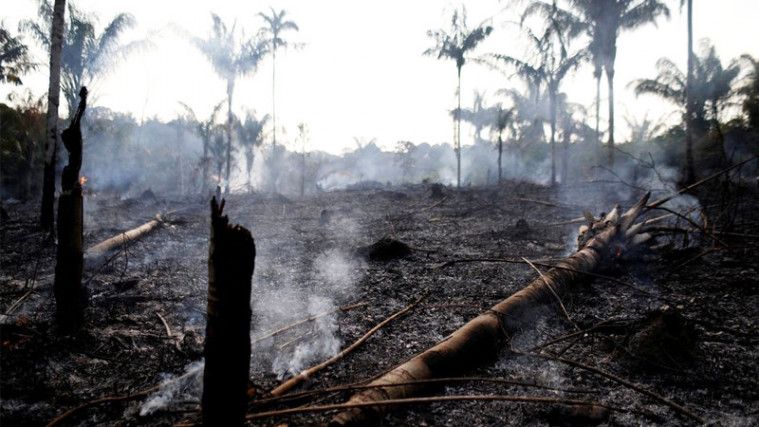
[1,180,757,426]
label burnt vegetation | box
[1,1,758,426]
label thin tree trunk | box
[456,65,462,188]
[561,126,570,185]
[549,88,557,186]
[225,80,234,195]
[684,0,696,183]
[594,73,601,145]
[497,133,503,184]
[40,0,67,232]
[202,139,209,193]
[606,68,615,167]
[54,87,87,331]
[330,194,652,426]
[300,151,306,197]
[272,48,277,151]
[203,197,255,427]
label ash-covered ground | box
[1,181,757,426]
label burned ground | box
[1,181,757,426]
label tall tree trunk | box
[272,48,277,151]
[606,67,615,167]
[331,195,652,426]
[455,65,462,189]
[561,125,570,185]
[594,71,601,146]
[54,87,87,331]
[684,0,696,184]
[202,139,209,193]
[40,0,67,232]
[497,132,503,184]
[300,151,306,197]
[203,197,255,427]
[225,80,234,195]
[549,88,557,186]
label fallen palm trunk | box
[330,193,654,426]
[83,215,163,269]
[54,87,88,330]
[202,197,255,427]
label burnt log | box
[202,196,255,427]
[84,216,163,269]
[330,193,652,426]
[53,87,87,330]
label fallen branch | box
[330,194,653,426]
[254,376,599,408]
[269,294,428,397]
[46,386,158,427]
[46,368,200,427]
[520,351,705,424]
[647,155,758,210]
[521,257,578,331]
[247,394,644,421]
[252,302,367,345]
[434,257,662,300]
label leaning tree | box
[191,14,267,194]
[424,6,492,188]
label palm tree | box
[21,1,140,117]
[235,111,269,189]
[39,0,66,231]
[0,23,37,85]
[490,18,585,186]
[179,101,225,192]
[257,8,299,152]
[493,105,513,184]
[424,6,493,188]
[454,91,500,146]
[526,0,670,167]
[191,14,267,194]
[633,43,740,127]
[633,42,741,165]
[737,55,759,129]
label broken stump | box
[202,196,256,427]
[54,87,88,330]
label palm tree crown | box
[424,6,493,187]
[21,0,140,116]
[0,23,37,85]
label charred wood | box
[53,87,87,330]
[202,196,255,427]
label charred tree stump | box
[202,197,255,427]
[330,193,653,426]
[53,87,87,330]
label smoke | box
[138,360,203,416]
[251,238,365,378]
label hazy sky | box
[2,0,758,154]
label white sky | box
[2,0,758,154]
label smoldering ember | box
[1,1,758,426]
